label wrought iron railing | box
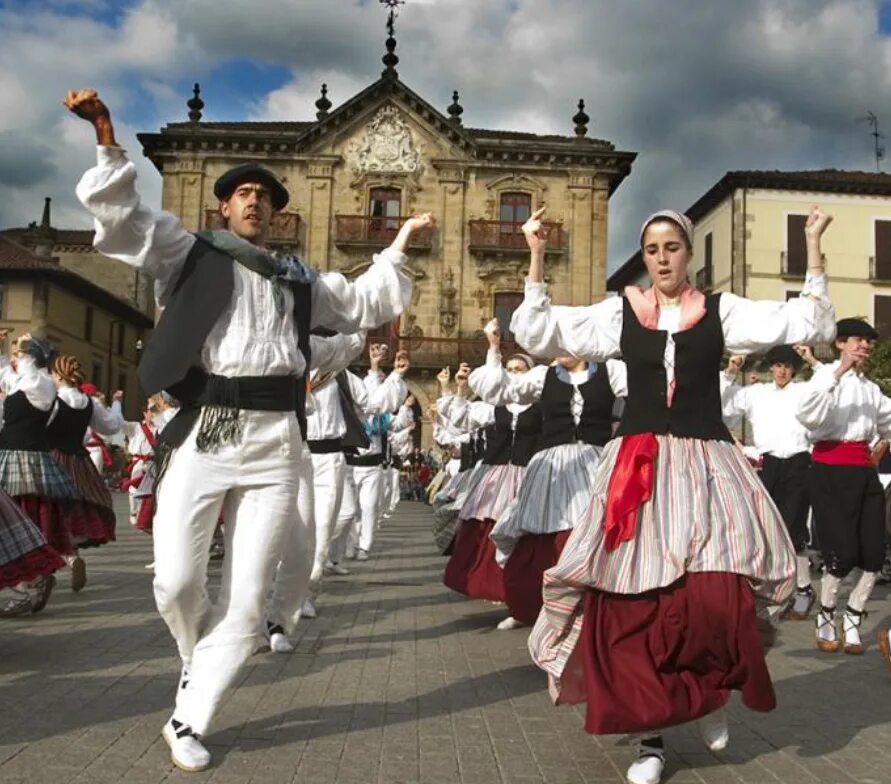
[334,215,434,248]
[468,220,564,252]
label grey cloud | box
[0,131,58,188]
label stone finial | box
[380,0,403,78]
[447,90,464,126]
[187,83,204,123]
[40,197,51,230]
[315,83,332,120]
[572,98,589,138]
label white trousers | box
[352,465,383,553]
[87,447,104,476]
[329,466,357,563]
[268,451,345,624]
[389,467,401,511]
[152,410,305,736]
[266,449,316,633]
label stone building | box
[137,21,636,445]
[0,198,154,420]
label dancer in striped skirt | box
[47,354,124,591]
[516,206,835,784]
[470,317,626,630]
[443,354,541,608]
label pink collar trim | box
[623,285,707,331]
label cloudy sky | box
[2,0,891,271]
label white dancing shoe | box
[842,608,866,655]
[815,607,841,653]
[270,631,295,654]
[697,706,729,751]
[162,718,211,772]
[323,560,350,576]
[627,738,665,784]
[356,549,369,561]
[496,616,524,631]
[301,599,317,619]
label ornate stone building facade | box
[138,35,636,445]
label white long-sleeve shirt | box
[510,276,835,394]
[304,333,366,440]
[76,146,411,379]
[0,356,57,413]
[796,360,891,443]
[57,385,124,435]
[469,350,627,417]
[720,375,812,458]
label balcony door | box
[494,292,524,343]
[499,192,532,246]
[369,187,401,242]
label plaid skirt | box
[0,449,77,500]
[51,451,115,548]
[0,487,64,589]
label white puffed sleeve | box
[510,280,624,362]
[468,350,548,405]
[605,359,628,398]
[720,273,835,354]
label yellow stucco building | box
[609,170,891,339]
[0,200,153,420]
[136,30,636,445]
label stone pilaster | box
[305,158,336,270]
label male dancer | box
[797,318,891,655]
[722,344,820,618]
[67,88,433,771]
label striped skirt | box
[51,451,116,549]
[528,434,795,708]
[431,464,487,555]
[491,443,603,564]
[0,488,64,590]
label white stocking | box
[847,571,877,612]
[820,573,841,609]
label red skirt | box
[0,545,64,590]
[503,530,571,625]
[15,496,73,556]
[52,451,115,548]
[578,572,775,735]
[443,518,505,602]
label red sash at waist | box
[812,441,872,467]
[603,433,659,551]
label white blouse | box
[0,356,57,412]
[796,360,891,443]
[77,146,411,379]
[511,276,835,392]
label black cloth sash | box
[346,453,384,467]
[308,438,343,454]
[160,367,299,450]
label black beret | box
[213,162,289,211]
[836,318,879,341]
[765,344,804,371]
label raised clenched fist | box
[394,350,411,375]
[804,205,833,239]
[522,206,549,253]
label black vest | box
[334,372,371,451]
[138,237,312,439]
[537,364,616,451]
[616,293,731,442]
[482,404,542,467]
[459,440,475,471]
[0,391,53,451]
[46,399,92,455]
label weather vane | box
[380,0,405,37]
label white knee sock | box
[847,571,877,612]
[820,573,841,610]
[795,555,811,590]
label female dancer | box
[516,207,834,784]
[470,318,626,629]
[47,354,124,590]
[442,348,541,612]
[0,333,77,567]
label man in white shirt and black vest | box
[66,88,434,772]
[796,318,891,658]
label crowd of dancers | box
[2,87,887,783]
